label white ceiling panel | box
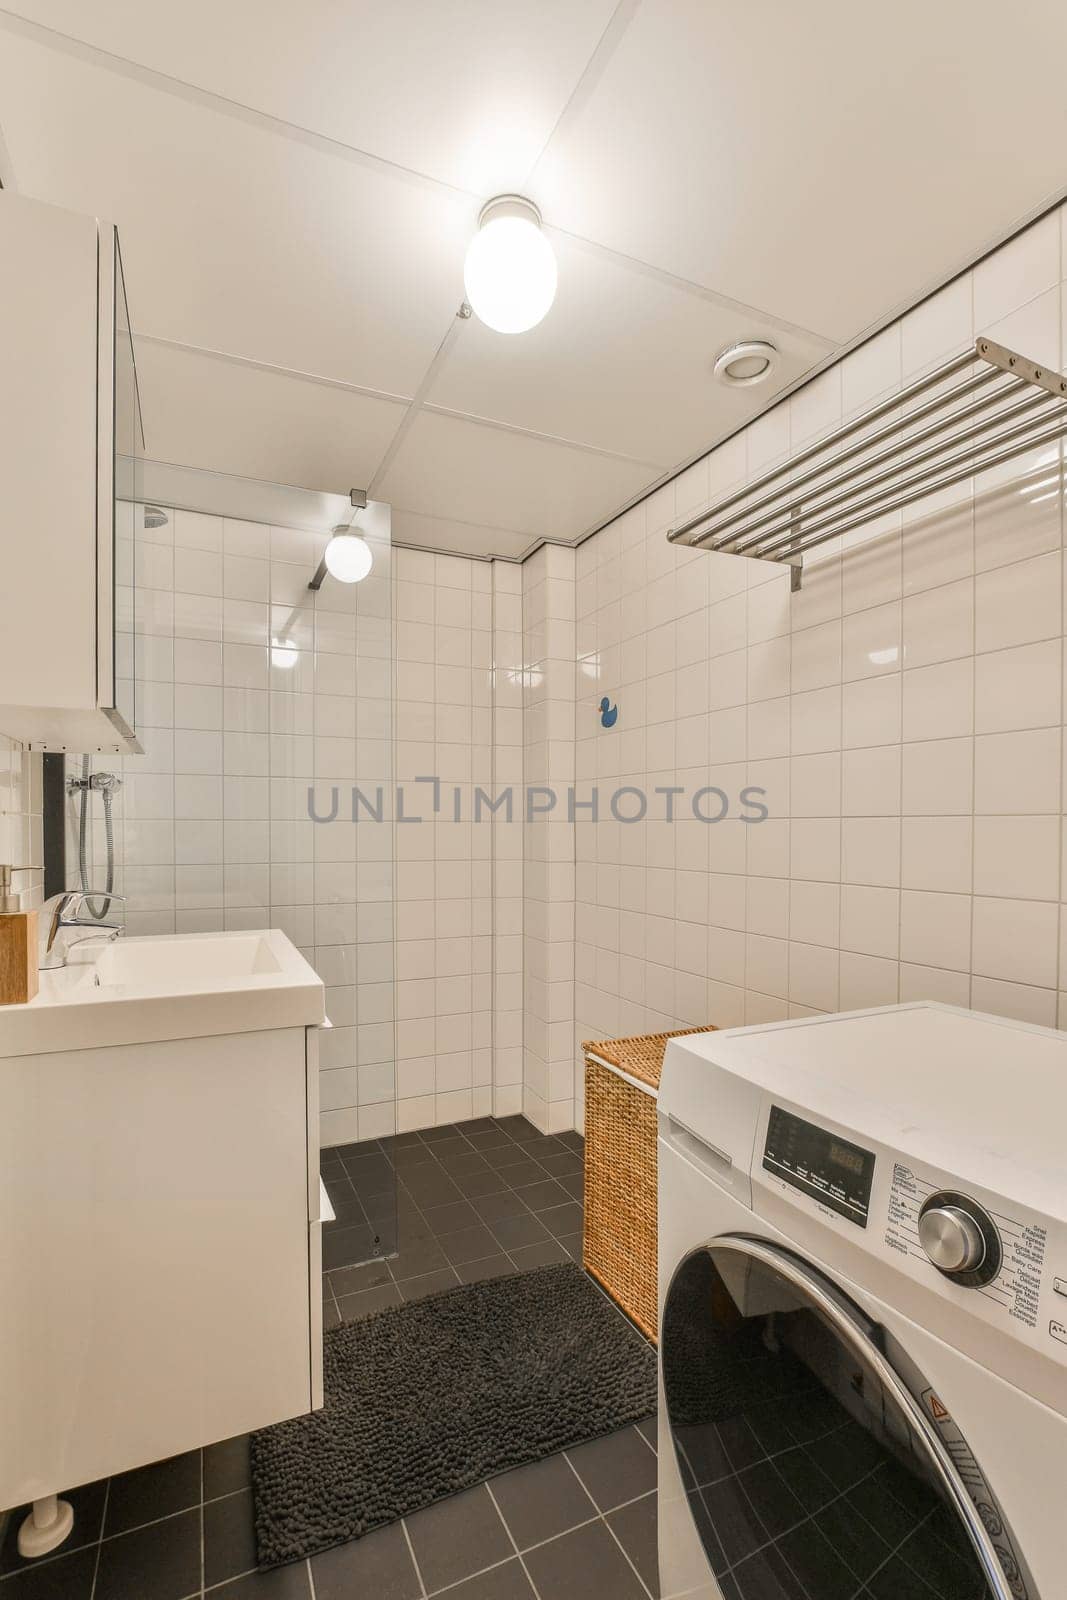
[0,30,472,393]
[429,232,829,462]
[389,508,533,562]
[2,1,617,196]
[532,0,1067,341]
[378,411,658,543]
[134,341,405,493]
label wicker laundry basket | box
[582,1025,717,1342]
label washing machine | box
[657,1002,1067,1600]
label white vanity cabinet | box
[0,1007,324,1509]
[0,189,140,753]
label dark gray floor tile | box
[499,1159,551,1188]
[559,1232,583,1263]
[329,1258,391,1295]
[435,1149,492,1178]
[483,1144,530,1170]
[420,1123,461,1142]
[204,1435,251,1500]
[538,1202,583,1238]
[607,1491,659,1595]
[439,1224,502,1265]
[519,1136,568,1160]
[322,1221,378,1270]
[381,1131,424,1150]
[401,1172,464,1208]
[508,1239,569,1269]
[465,1128,514,1150]
[636,1417,657,1452]
[490,1454,596,1550]
[558,1173,585,1202]
[330,1140,367,1160]
[522,1519,646,1600]
[204,1487,256,1587]
[342,1154,394,1196]
[537,1153,583,1179]
[434,1557,537,1599]
[452,1168,509,1199]
[422,1199,480,1235]
[104,1449,201,1536]
[0,1545,97,1600]
[94,1508,201,1600]
[392,1144,437,1172]
[323,1301,341,1331]
[0,1481,107,1574]
[471,1189,529,1223]
[496,1117,541,1143]
[389,1236,450,1280]
[337,1283,403,1320]
[455,1253,516,1284]
[567,1427,658,1512]
[489,1212,550,1251]
[208,1561,312,1597]
[398,1267,461,1301]
[557,1131,585,1154]
[464,1117,498,1133]
[311,1520,421,1600]
[426,1137,471,1163]
[512,1178,569,1212]
[405,1485,512,1593]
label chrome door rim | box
[670,1234,1029,1600]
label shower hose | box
[77,754,117,920]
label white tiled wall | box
[522,545,577,1132]
[71,506,395,1147]
[393,549,494,1131]
[491,560,525,1117]
[567,204,1067,1126]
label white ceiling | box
[2,1,1067,558]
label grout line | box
[482,1480,545,1600]
[401,1517,429,1600]
[88,1477,110,1600]
[305,1555,318,1599]
[198,1449,205,1600]
[599,1509,654,1600]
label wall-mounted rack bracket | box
[668,339,1067,591]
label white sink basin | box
[0,929,324,1058]
[90,932,283,989]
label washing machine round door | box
[661,1237,1032,1600]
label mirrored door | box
[661,1239,1028,1600]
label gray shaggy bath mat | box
[250,1262,656,1568]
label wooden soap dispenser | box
[0,864,39,1005]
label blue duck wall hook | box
[598,697,618,729]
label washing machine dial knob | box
[919,1204,986,1274]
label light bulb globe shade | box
[271,638,299,670]
[464,200,557,334]
[324,531,373,584]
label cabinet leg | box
[16,1495,74,1558]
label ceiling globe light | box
[271,637,299,670]
[714,340,779,387]
[323,525,373,584]
[463,195,557,334]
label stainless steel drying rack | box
[667,339,1067,589]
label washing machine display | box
[661,1239,1027,1599]
[762,1105,876,1227]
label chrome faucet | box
[39,891,125,971]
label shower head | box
[143,505,169,530]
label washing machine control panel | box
[762,1105,876,1227]
[753,1093,1067,1381]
